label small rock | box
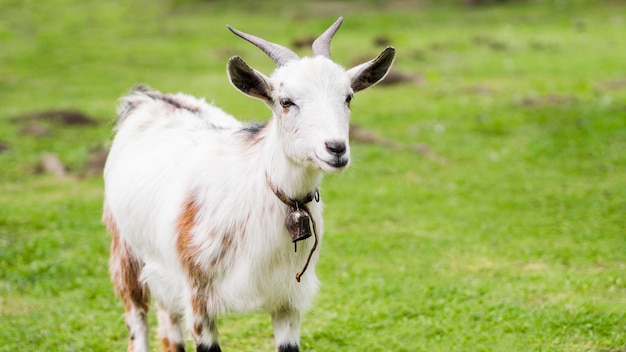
[36,153,67,177]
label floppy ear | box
[227,56,272,102]
[347,46,396,92]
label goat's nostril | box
[325,141,347,157]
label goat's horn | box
[227,25,299,67]
[312,17,343,58]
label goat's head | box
[227,17,395,173]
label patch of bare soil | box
[10,109,99,126]
[350,123,447,164]
[85,147,109,176]
[379,69,424,86]
[0,141,10,153]
[596,78,626,91]
[517,94,577,108]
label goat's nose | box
[325,140,347,157]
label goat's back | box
[103,87,321,315]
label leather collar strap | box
[272,187,319,209]
[267,178,320,282]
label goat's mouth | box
[314,153,349,171]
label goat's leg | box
[157,302,186,352]
[186,289,221,352]
[191,314,221,352]
[124,306,149,352]
[107,221,150,352]
[271,308,301,352]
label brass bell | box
[285,208,313,244]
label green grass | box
[1,0,625,351]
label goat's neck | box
[260,121,323,201]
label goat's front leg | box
[271,308,301,352]
[157,302,186,352]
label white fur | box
[105,59,349,349]
[104,27,394,350]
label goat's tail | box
[114,84,158,129]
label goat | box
[103,17,395,352]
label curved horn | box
[227,25,299,66]
[312,17,343,58]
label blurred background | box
[1,0,625,351]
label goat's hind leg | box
[106,209,151,352]
[109,237,150,351]
[272,308,301,352]
[157,302,187,352]
[109,241,150,351]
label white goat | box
[103,17,395,352]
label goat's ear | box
[347,47,396,92]
[227,56,272,102]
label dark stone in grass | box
[0,141,10,153]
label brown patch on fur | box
[160,338,185,352]
[208,233,234,268]
[191,290,210,318]
[176,195,208,283]
[193,320,204,337]
[157,308,185,351]
[104,204,150,312]
[177,194,221,328]
[177,195,244,321]
[177,196,239,273]
[237,214,251,242]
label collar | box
[266,176,320,283]
[271,187,320,209]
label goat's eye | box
[279,98,294,109]
[345,94,353,104]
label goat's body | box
[105,89,322,351]
[103,18,394,352]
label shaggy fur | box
[103,18,394,352]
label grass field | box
[1,0,625,351]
